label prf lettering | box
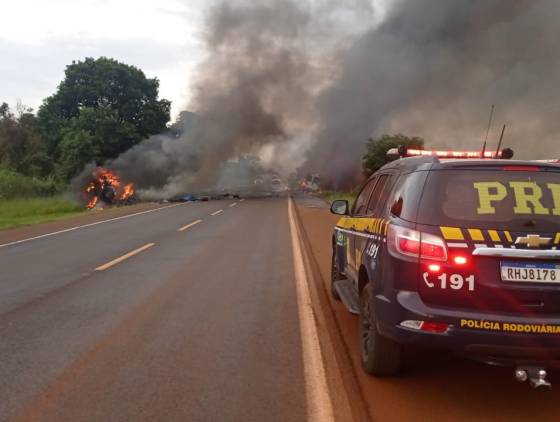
[474,182,560,215]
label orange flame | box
[83,167,135,209]
[119,183,135,201]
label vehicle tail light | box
[453,256,468,265]
[419,321,450,333]
[400,320,450,333]
[388,225,448,261]
[428,263,441,273]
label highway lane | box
[0,198,314,421]
[0,201,224,314]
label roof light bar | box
[387,146,514,160]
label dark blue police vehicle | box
[330,146,560,388]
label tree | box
[38,57,171,177]
[0,102,51,177]
[57,129,99,181]
[362,133,425,175]
[56,106,141,179]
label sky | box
[0,0,213,119]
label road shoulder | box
[292,196,371,422]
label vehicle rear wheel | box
[359,282,402,376]
[330,250,342,300]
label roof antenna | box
[481,104,495,157]
[495,124,506,157]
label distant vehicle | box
[271,178,288,195]
[300,174,320,192]
[330,146,560,388]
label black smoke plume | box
[81,0,560,196]
[307,0,560,187]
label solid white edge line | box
[95,242,155,271]
[178,219,203,232]
[288,197,334,422]
[0,203,188,249]
[211,209,224,216]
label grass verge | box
[0,197,84,230]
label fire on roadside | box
[83,167,135,209]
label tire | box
[330,250,342,300]
[359,282,402,376]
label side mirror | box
[330,200,349,215]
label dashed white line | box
[95,243,155,271]
[211,209,224,216]
[178,219,203,232]
[228,203,238,208]
[0,203,187,249]
[240,198,245,202]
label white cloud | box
[0,0,210,118]
[0,0,200,45]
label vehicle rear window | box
[367,174,393,215]
[388,171,428,222]
[417,168,560,230]
[352,179,376,215]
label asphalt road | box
[0,198,315,421]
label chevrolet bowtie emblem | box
[515,234,552,248]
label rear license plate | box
[501,261,560,283]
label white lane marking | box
[228,202,238,208]
[240,198,245,202]
[95,243,155,271]
[287,197,334,422]
[211,209,223,216]
[178,219,203,232]
[0,203,187,249]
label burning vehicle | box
[83,167,136,209]
[300,173,321,193]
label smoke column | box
[91,0,560,197]
[307,0,560,187]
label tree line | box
[1,55,424,196]
[0,57,171,184]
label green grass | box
[0,168,60,199]
[319,190,357,205]
[0,196,84,230]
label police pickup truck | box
[330,146,560,388]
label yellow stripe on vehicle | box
[468,229,485,242]
[336,217,351,229]
[367,219,374,233]
[441,226,465,241]
[555,233,560,245]
[504,231,513,243]
[361,219,371,232]
[384,221,390,236]
[488,230,501,242]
